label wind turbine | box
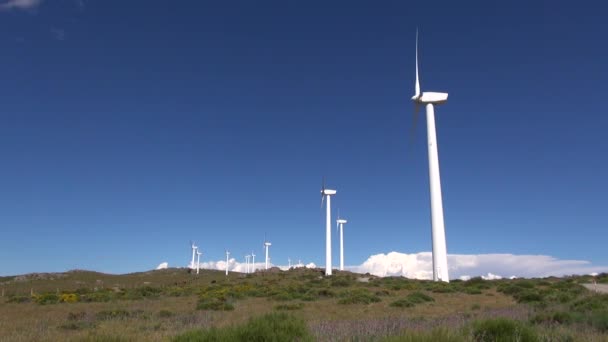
[225,250,230,276]
[251,251,256,273]
[196,249,202,275]
[263,239,272,270]
[411,29,450,282]
[321,179,336,276]
[190,241,197,269]
[245,255,251,274]
[336,213,348,271]
[288,257,291,269]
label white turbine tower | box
[321,180,336,276]
[411,29,450,282]
[263,240,271,270]
[225,250,230,276]
[336,215,348,271]
[196,249,202,275]
[190,241,197,269]
[288,257,291,269]
[245,255,251,274]
[251,251,256,273]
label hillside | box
[1,268,607,341]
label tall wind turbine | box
[251,251,256,273]
[411,29,450,282]
[196,249,202,275]
[225,250,230,276]
[321,180,336,276]
[336,216,348,271]
[263,239,271,270]
[190,241,197,269]
[245,255,251,274]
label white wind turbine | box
[245,255,251,274]
[288,257,291,269]
[190,241,198,269]
[320,179,336,276]
[263,238,271,270]
[411,29,450,282]
[196,249,202,275]
[336,212,348,271]
[251,251,256,273]
[225,250,230,276]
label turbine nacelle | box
[264,242,272,247]
[322,189,336,196]
[336,219,348,224]
[412,92,449,105]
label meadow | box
[1,268,607,341]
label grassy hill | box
[1,268,607,341]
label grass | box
[1,268,607,341]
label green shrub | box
[406,291,435,304]
[81,290,113,302]
[34,293,60,305]
[275,303,304,310]
[6,295,30,303]
[338,288,381,305]
[59,321,96,330]
[471,318,538,342]
[60,293,80,303]
[96,309,131,320]
[382,328,466,342]
[590,311,608,332]
[172,312,313,342]
[389,299,415,308]
[158,310,174,318]
[196,297,235,311]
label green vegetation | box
[1,268,607,341]
[173,313,313,342]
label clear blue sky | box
[1,0,607,275]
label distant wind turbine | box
[245,255,251,274]
[337,214,348,271]
[225,250,230,276]
[251,251,256,273]
[411,29,450,282]
[263,238,272,270]
[196,249,202,275]
[190,241,197,269]
[320,179,336,276]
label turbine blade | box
[415,28,420,97]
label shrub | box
[390,299,415,308]
[406,291,435,304]
[6,295,30,303]
[81,290,113,302]
[67,311,87,321]
[471,318,538,342]
[158,310,174,318]
[34,293,60,305]
[196,297,235,311]
[275,303,304,310]
[173,313,313,342]
[60,293,80,303]
[590,311,608,332]
[96,309,131,320]
[59,321,96,330]
[338,288,381,305]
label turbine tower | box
[263,240,271,270]
[190,241,197,269]
[321,180,336,276]
[251,251,256,273]
[411,29,450,282]
[245,255,251,274]
[196,249,202,275]
[225,250,230,276]
[337,217,348,271]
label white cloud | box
[351,252,608,280]
[182,252,607,279]
[0,0,42,11]
[156,262,168,270]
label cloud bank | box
[186,252,607,280]
[0,0,42,11]
[351,252,608,280]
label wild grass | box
[1,269,607,341]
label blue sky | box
[1,0,607,276]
